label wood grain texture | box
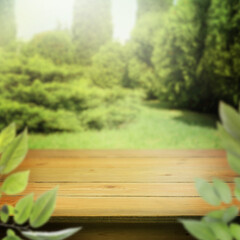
[1,149,236,221]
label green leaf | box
[7,205,14,215]
[14,193,34,225]
[0,129,28,175]
[0,205,9,223]
[204,209,225,222]
[0,123,16,153]
[235,188,240,201]
[227,152,240,175]
[195,178,221,206]
[21,227,82,240]
[218,123,240,159]
[209,222,231,240]
[230,223,240,240]
[7,229,16,237]
[2,235,22,240]
[219,102,240,141]
[212,178,232,204]
[1,171,29,195]
[222,206,239,223]
[30,187,58,228]
[204,206,238,224]
[180,219,215,240]
[234,178,240,200]
[235,178,240,188]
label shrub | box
[90,42,127,88]
[0,98,81,132]
[24,30,75,65]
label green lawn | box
[29,102,221,149]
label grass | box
[29,101,221,149]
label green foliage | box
[24,30,74,65]
[30,187,58,228]
[0,124,81,239]
[90,42,127,88]
[127,0,172,98]
[198,0,240,108]
[72,0,112,64]
[0,49,141,132]
[150,0,240,112]
[137,0,173,17]
[0,129,28,175]
[153,0,212,111]
[14,194,34,225]
[0,0,16,47]
[181,102,240,239]
[1,171,29,195]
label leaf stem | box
[0,222,29,232]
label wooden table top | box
[1,150,237,222]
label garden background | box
[0,0,239,149]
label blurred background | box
[0,0,239,149]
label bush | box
[80,89,143,130]
[0,48,142,133]
[90,42,127,88]
[0,98,81,132]
[24,30,75,65]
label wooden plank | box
[0,183,204,197]
[19,157,230,168]
[8,166,235,183]
[2,196,236,217]
[0,149,235,220]
[26,149,226,158]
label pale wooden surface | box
[1,150,236,221]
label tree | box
[0,0,16,47]
[24,30,74,65]
[126,0,173,98]
[72,0,112,64]
[152,0,212,111]
[138,0,172,17]
[198,0,240,109]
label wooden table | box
[1,150,236,239]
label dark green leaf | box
[1,205,9,223]
[30,187,58,228]
[21,227,82,240]
[1,171,29,195]
[0,129,28,175]
[14,193,34,225]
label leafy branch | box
[0,123,81,240]
[180,102,240,240]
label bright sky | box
[15,0,137,43]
